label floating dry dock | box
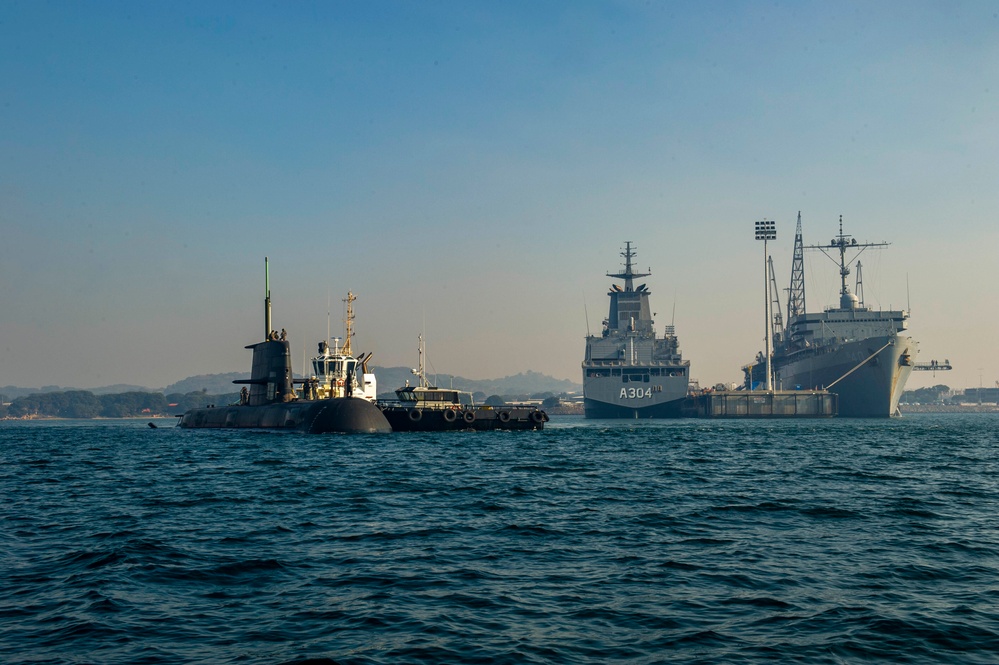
[683,389,837,418]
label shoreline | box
[900,404,999,414]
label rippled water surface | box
[2,414,998,664]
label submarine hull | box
[178,397,392,433]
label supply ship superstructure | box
[583,242,689,418]
[744,215,917,417]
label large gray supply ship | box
[583,242,690,418]
[744,215,917,417]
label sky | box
[1,1,997,393]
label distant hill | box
[372,367,581,398]
[2,368,581,403]
[89,384,153,395]
[162,373,249,395]
[2,383,151,399]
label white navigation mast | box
[342,291,356,357]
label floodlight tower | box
[755,220,777,391]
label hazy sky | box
[2,1,997,392]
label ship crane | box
[768,255,784,345]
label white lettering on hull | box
[619,385,664,399]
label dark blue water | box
[2,415,998,664]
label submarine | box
[178,259,392,434]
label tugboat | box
[377,335,548,431]
[178,259,392,434]
[305,292,378,402]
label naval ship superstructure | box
[583,242,689,418]
[745,215,917,417]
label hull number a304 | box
[620,385,663,399]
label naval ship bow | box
[582,242,690,418]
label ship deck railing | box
[377,399,469,410]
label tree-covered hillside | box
[2,390,239,419]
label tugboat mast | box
[342,291,356,357]
[412,333,431,388]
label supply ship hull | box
[760,333,916,417]
[583,242,689,419]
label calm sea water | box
[2,414,998,664]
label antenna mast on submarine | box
[264,257,272,340]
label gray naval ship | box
[744,215,917,417]
[583,242,690,418]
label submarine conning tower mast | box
[233,257,295,406]
[805,215,888,311]
[264,256,272,340]
[604,241,654,335]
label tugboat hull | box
[380,406,547,432]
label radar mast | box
[806,215,888,310]
[607,241,650,292]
